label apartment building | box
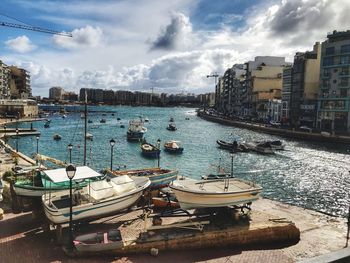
[317,30,350,133]
[9,66,31,99]
[0,60,10,99]
[290,42,321,128]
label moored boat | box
[127,118,147,141]
[170,177,262,210]
[108,167,178,189]
[86,133,93,140]
[140,141,161,158]
[100,118,106,123]
[42,166,151,224]
[164,140,183,153]
[53,134,62,140]
[166,122,177,131]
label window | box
[333,79,337,84]
[340,89,348,97]
[326,47,335,55]
[341,44,350,53]
[340,78,349,87]
[340,56,350,64]
[341,67,349,75]
[323,57,334,66]
[323,68,331,77]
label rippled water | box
[7,105,350,217]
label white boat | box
[170,177,262,210]
[86,133,93,140]
[42,166,151,224]
[127,118,147,141]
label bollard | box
[150,248,159,256]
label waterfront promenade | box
[198,111,350,144]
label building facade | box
[9,66,31,99]
[317,30,350,133]
[281,67,292,123]
[49,87,64,100]
[290,42,321,128]
[0,60,10,99]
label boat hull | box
[109,168,178,189]
[127,131,144,141]
[43,189,145,224]
[170,178,262,210]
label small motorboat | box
[216,140,237,150]
[127,118,147,141]
[62,114,67,119]
[44,121,50,128]
[117,117,121,121]
[169,117,174,122]
[170,177,262,210]
[166,122,177,131]
[100,119,106,123]
[111,113,115,116]
[86,133,93,140]
[144,117,149,122]
[255,142,275,154]
[267,140,285,150]
[164,140,183,154]
[53,134,62,140]
[74,229,123,253]
[88,120,93,124]
[120,124,125,128]
[140,141,160,158]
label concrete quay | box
[198,112,350,144]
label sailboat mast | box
[84,92,87,165]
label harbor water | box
[6,105,350,217]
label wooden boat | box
[108,167,178,189]
[74,229,123,253]
[13,167,104,197]
[166,123,177,131]
[164,140,183,153]
[140,142,161,158]
[127,118,147,141]
[42,167,151,224]
[170,177,262,210]
[216,140,250,152]
[53,134,62,140]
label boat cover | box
[44,166,102,183]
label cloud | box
[5,36,36,53]
[52,25,103,49]
[150,12,195,51]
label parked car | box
[299,126,312,133]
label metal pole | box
[346,195,350,247]
[110,145,113,171]
[69,149,72,163]
[69,178,73,249]
[36,137,39,165]
[83,102,87,166]
[231,154,234,177]
[16,129,18,152]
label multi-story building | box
[215,77,224,112]
[0,60,10,99]
[317,30,350,133]
[281,67,292,123]
[0,99,38,118]
[49,86,64,100]
[9,66,31,99]
[289,42,321,128]
[62,91,78,101]
[243,56,289,119]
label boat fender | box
[150,248,159,256]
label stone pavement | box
[0,211,294,263]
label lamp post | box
[109,139,116,171]
[157,139,161,167]
[68,143,73,163]
[36,135,40,164]
[15,128,19,152]
[66,164,76,250]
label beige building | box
[9,66,31,99]
[0,99,38,118]
[0,60,10,99]
[49,86,64,100]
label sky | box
[0,0,349,97]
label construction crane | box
[0,21,72,37]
